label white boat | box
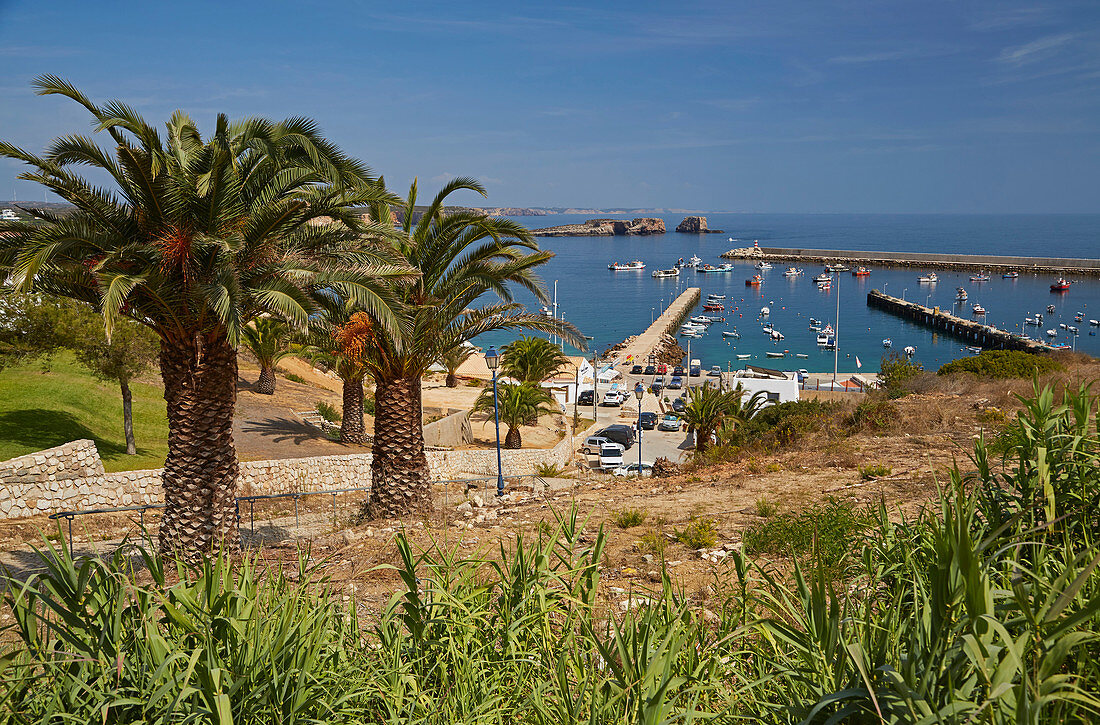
[903,346,916,357]
[697,263,735,274]
[972,304,986,315]
[1068,325,1079,334]
[817,280,831,290]
[808,323,821,331]
[825,263,849,272]
[689,316,713,325]
[1025,317,1042,326]
[736,353,751,360]
[755,261,773,270]
[609,260,645,271]
[680,330,702,338]
[816,332,830,345]
[1059,323,1068,330]
[652,268,679,278]
[760,306,771,315]
[813,273,831,283]
[783,267,803,277]
[0,209,18,221]
[919,273,938,283]
[707,293,726,300]
[882,338,892,348]
[956,288,968,302]
[966,346,982,354]
[1090,319,1099,326]
[766,351,785,358]
[795,353,809,359]
[761,323,773,334]
[687,255,702,267]
[771,330,785,341]
[970,273,990,282]
[722,330,741,338]
[1046,329,1057,337]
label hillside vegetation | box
[0,352,167,471]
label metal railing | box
[47,475,546,554]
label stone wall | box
[0,433,577,520]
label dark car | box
[638,412,658,430]
[643,365,656,376]
[596,424,636,449]
[631,364,643,375]
[673,366,685,377]
[651,381,663,394]
[578,390,594,406]
[671,397,687,413]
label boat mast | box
[832,269,840,386]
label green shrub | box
[849,398,898,432]
[535,462,568,478]
[637,529,667,555]
[316,400,342,423]
[284,372,307,384]
[880,352,924,398]
[741,499,873,575]
[937,350,1061,379]
[755,496,777,518]
[611,507,648,529]
[727,399,843,448]
[675,516,718,549]
[859,462,892,479]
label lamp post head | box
[634,382,644,401]
[484,346,499,371]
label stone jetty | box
[613,287,701,363]
[532,218,665,237]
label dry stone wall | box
[0,433,576,520]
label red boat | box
[852,267,870,276]
[745,275,762,286]
[1051,278,1071,292]
[703,303,724,311]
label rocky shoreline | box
[532,217,666,237]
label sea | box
[473,213,1100,373]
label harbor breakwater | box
[612,287,701,363]
[866,290,1054,352]
[723,246,1100,275]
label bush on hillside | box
[880,352,924,398]
[937,350,1060,379]
[725,399,844,448]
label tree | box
[473,382,557,449]
[681,384,768,452]
[0,78,407,560]
[438,343,477,388]
[241,318,292,394]
[356,177,583,518]
[500,335,570,383]
[61,307,159,455]
[295,310,375,445]
[0,293,65,371]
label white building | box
[730,366,800,407]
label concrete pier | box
[867,290,1054,352]
[617,287,701,362]
[723,246,1100,275]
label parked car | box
[656,363,668,374]
[596,424,636,449]
[644,365,656,376]
[668,376,683,389]
[658,414,681,432]
[639,411,658,430]
[671,397,687,413]
[651,382,662,395]
[797,369,808,382]
[578,390,594,406]
[598,442,625,469]
[612,462,654,478]
[581,435,610,455]
[673,366,685,377]
[601,390,624,406]
[708,365,722,376]
[630,364,643,375]
[654,375,665,385]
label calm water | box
[473,214,1100,373]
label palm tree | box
[681,384,768,452]
[294,310,375,444]
[438,343,477,388]
[241,318,292,394]
[500,335,570,383]
[0,77,407,559]
[356,177,584,517]
[473,382,556,449]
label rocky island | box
[531,217,666,237]
[675,216,724,233]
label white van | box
[598,442,625,469]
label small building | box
[731,366,800,406]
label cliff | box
[531,217,666,237]
[675,216,724,233]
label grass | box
[610,507,648,529]
[316,400,342,423]
[637,528,667,556]
[755,496,777,518]
[674,516,718,549]
[0,351,167,471]
[741,498,874,576]
[858,462,892,479]
[282,372,308,385]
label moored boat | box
[697,263,734,273]
[903,345,916,357]
[755,261,773,270]
[970,272,990,282]
[812,273,831,283]
[882,338,892,348]
[795,353,809,359]
[972,304,986,315]
[722,330,741,338]
[955,287,968,302]
[745,274,762,286]
[736,353,752,360]
[825,263,849,272]
[852,266,870,276]
[702,302,725,311]
[609,260,645,271]
[1051,278,1071,292]
[652,268,680,278]
[766,351,785,358]
[783,267,803,277]
[918,273,938,283]
[1003,271,1019,279]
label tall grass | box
[3,380,1100,723]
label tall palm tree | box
[0,77,407,559]
[241,318,292,394]
[681,384,768,452]
[500,335,570,383]
[357,177,584,517]
[438,343,477,388]
[473,382,556,449]
[294,309,375,444]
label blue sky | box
[1,0,1098,213]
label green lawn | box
[0,352,168,472]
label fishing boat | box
[903,346,916,357]
[651,268,680,278]
[955,288,968,302]
[852,267,870,276]
[707,293,726,300]
[680,331,702,338]
[1068,325,1079,334]
[766,351,785,358]
[1046,329,1057,337]
[689,316,714,325]
[795,353,809,359]
[722,330,741,338]
[808,323,821,331]
[969,272,990,282]
[823,337,836,350]
[812,273,831,283]
[736,354,752,360]
[809,317,820,325]
[783,267,803,277]
[918,273,938,283]
[1051,278,1071,292]
[761,323,774,334]
[1025,317,1042,326]
[608,260,645,271]
[1074,313,1084,322]
[702,302,725,311]
[825,263,849,272]
[972,304,986,315]
[755,261,773,270]
[745,275,762,286]
[817,280,831,291]
[882,338,892,348]
[1003,271,1019,279]
[1090,319,1100,326]
[686,254,702,267]
[697,263,734,274]
[816,332,830,345]
[1047,304,1057,314]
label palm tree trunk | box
[446,371,458,388]
[505,426,522,449]
[368,375,431,517]
[341,375,366,444]
[255,366,276,394]
[120,378,136,455]
[157,332,240,560]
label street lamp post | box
[592,354,599,424]
[484,347,505,497]
[634,382,644,475]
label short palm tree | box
[681,384,768,452]
[295,309,375,444]
[357,177,584,517]
[0,78,406,559]
[241,318,292,394]
[438,343,477,388]
[473,382,557,449]
[500,335,570,383]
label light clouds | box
[996,32,1077,66]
